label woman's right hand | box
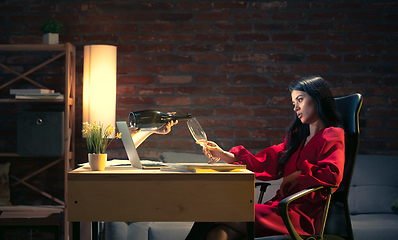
[200,141,236,164]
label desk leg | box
[92,222,98,240]
[72,222,80,240]
[246,222,255,240]
[72,222,99,240]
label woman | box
[186,76,345,240]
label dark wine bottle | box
[129,110,192,130]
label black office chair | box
[254,93,363,240]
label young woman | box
[186,76,345,240]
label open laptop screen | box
[116,121,168,169]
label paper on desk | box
[160,164,191,172]
[78,159,132,168]
[78,159,168,168]
[162,163,246,172]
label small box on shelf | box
[17,111,64,156]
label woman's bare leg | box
[206,222,246,240]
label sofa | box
[347,154,398,239]
[104,154,398,240]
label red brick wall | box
[1,1,397,165]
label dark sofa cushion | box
[351,214,398,240]
[349,185,398,214]
[348,155,398,214]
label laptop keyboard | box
[141,160,168,168]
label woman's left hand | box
[280,171,301,198]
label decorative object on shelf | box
[41,17,63,44]
[17,111,64,155]
[83,45,117,137]
[82,122,121,171]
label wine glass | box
[187,118,220,163]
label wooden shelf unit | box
[0,43,76,240]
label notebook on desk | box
[116,121,169,169]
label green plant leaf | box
[41,17,63,34]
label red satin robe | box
[230,127,345,236]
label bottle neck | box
[162,113,192,121]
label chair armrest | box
[278,185,337,240]
[255,182,271,192]
[255,182,271,204]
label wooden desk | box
[68,166,255,239]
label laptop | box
[116,121,169,169]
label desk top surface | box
[68,165,254,181]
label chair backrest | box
[324,93,363,240]
[333,93,363,200]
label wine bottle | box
[129,110,192,130]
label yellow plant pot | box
[88,153,107,171]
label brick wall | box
[1,0,397,165]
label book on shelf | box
[10,88,55,94]
[15,93,64,100]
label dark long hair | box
[278,76,343,169]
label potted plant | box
[41,17,63,44]
[82,122,121,171]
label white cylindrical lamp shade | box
[83,45,117,137]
